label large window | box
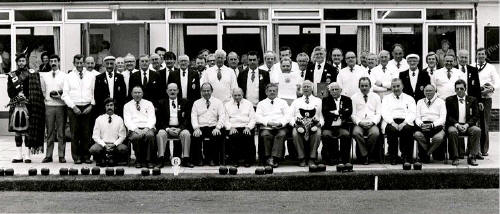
[221,9,268,20]
[426,9,473,20]
[377,24,422,58]
[118,9,165,21]
[0,25,10,74]
[15,10,62,21]
[170,24,217,59]
[16,26,60,72]
[274,24,320,59]
[484,26,499,63]
[326,25,370,62]
[222,26,266,58]
[324,9,371,20]
[428,25,471,66]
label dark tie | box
[143,71,148,85]
[430,68,434,75]
[237,102,240,109]
[427,100,431,106]
[363,95,368,103]
[368,69,371,75]
[461,66,466,74]
[217,68,222,80]
[79,71,83,79]
[251,70,255,82]
[136,101,141,111]
[52,70,56,78]
[108,71,113,79]
[447,69,452,79]
[459,98,464,104]
[350,67,353,72]
[317,64,321,70]
[412,71,415,77]
[270,100,274,105]
[172,100,176,109]
[396,95,400,100]
[206,99,210,109]
[182,70,186,77]
[305,96,310,104]
[108,115,112,124]
[333,99,338,110]
[301,70,305,78]
[396,61,400,69]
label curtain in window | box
[258,10,268,53]
[357,10,370,57]
[376,25,383,53]
[169,12,185,58]
[455,10,472,54]
[52,10,61,55]
[273,24,279,56]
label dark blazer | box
[399,69,430,102]
[94,72,127,116]
[457,65,481,100]
[237,68,270,103]
[305,62,337,83]
[322,95,352,129]
[167,68,201,104]
[129,69,162,106]
[158,67,179,97]
[156,98,191,131]
[445,95,479,128]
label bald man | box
[156,83,193,168]
[224,88,256,167]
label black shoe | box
[84,159,93,164]
[12,158,22,163]
[74,159,82,164]
[182,158,194,168]
[467,157,478,166]
[452,159,459,166]
[209,160,216,166]
[266,157,275,167]
[244,163,251,168]
[308,160,317,167]
[298,159,306,167]
[42,157,53,163]
[59,158,66,163]
[147,163,155,169]
[363,157,370,165]
[475,155,484,160]
[156,157,165,168]
[23,159,31,163]
[107,159,115,167]
[97,161,106,167]
[135,163,142,168]
[482,153,489,156]
[195,160,204,166]
[390,158,397,165]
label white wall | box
[150,23,167,53]
[63,24,81,72]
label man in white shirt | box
[431,54,465,99]
[271,46,300,78]
[423,52,438,79]
[200,49,238,103]
[290,81,324,167]
[90,98,128,167]
[191,83,226,166]
[473,48,500,157]
[256,83,290,168]
[258,51,276,73]
[370,50,394,99]
[122,54,138,97]
[337,51,369,97]
[62,54,96,164]
[413,84,446,163]
[275,57,303,105]
[40,54,67,163]
[351,77,382,165]
[225,88,256,167]
[123,86,156,169]
[388,43,409,73]
[85,56,100,77]
[382,78,417,165]
[149,47,167,71]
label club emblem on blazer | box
[260,74,263,80]
[420,86,424,91]
[192,84,196,89]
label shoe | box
[327,159,337,166]
[42,157,53,163]
[12,158,23,163]
[390,158,397,165]
[156,157,164,168]
[298,159,306,167]
[308,160,317,167]
[135,163,142,168]
[467,157,478,166]
[107,159,115,167]
[475,155,484,160]
[74,159,82,164]
[452,159,459,166]
[141,163,148,168]
[209,160,216,166]
[117,161,127,166]
[182,159,194,168]
[482,153,489,156]
[59,158,66,163]
[24,159,31,163]
[84,159,93,164]
[266,158,275,167]
[363,157,370,165]
[147,163,155,169]
[196,160,204,166]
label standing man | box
[90,98,128,167]
[290,81,324,167]
[156,83,193,168]
[321,82,352,165]
[85,56,100,76]
[227,52,241,77]
[258,51,276,74]
[370,50,394,99]
[388,43,409,73]
[331,48,345,71]
[473,47,500,157]
[206,54,216,68]
[365,53,378,76]
[200,49,238,103]
[296,52,310,82]
[351,77,382,165]
[255,83,290,168]
[195,55,207,77]
[432,54,465,100]
[40,54,67,163]
[150,47,167,71]
[225,88,256,167]
[382,78,417,165]
[62,54,96,164]
[94,56,127,117]
[413,84,446,163]
[399,54,430,102]
[271,46,300,76]
[457,50,481,101]
[446,79,481,166]
[129,55,162,107]
[337,51,369,97]
[168,55,201,105]
[423,52,438,78]
[237,51,270,107]
[275,57,303,104]
[124,86,157,168]
[305,46,337,95]
[191,83,226,166]
[122,54,138,97]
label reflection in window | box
[222,9,267,20]
[0,12,8,20]
[223,26,266,58]
[484,27,499,63]
[0,25,10,74]
[170,11,216,19]
[326,26,369,63]
[16,26,60,72]
[377,10,421,19]
[15,10,62,21]
[118,9,165,20]
[170,24,217,59]
[426,9,473,20]
[428,26,471,67]
[324,9,371,20]
[67,11,112,20]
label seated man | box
[446,79,481,166]
[290,80,324,167]
[156,83,193,168]
[414,84,446,163]
[255,83,290,168]
[124,86,156,168]
[382,78,416,165]
[351,77,382,165]
[321,82,352,165]
[191,83,225,166]
[225,88,256,167]
[90,98,128,167]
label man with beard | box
[195,55,207,76]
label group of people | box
[6,43,498,169]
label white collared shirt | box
[169,98,179,126]
[255,97,290,127]
[426,66,438,79]
[472,62,500,98]
[338,65,369,97]
[458,96,466,123]
[106,71,114,98]
[381,92,416,126]
[351,92,382,125]
[415,95,446,127]
[431,67,466,99]
[92,114,126,146]
[40,69,66,106]
[370,64,393,99]
[313,61,326,84]
[289,95,324,126]
[140,69,150,84]
[224,98,256,129]
[120,69,137,96]
[191,96,225,129]
[123,99,156,130]
[62,68,95,108]
[270,61,300,83]
[332,62,343,71]
[388,58,409,73]
[409,68,419,92]
[180,69,189,99]
[200,65,238,103]
[246,68,260,106]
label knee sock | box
[15,146,22,159]
[24,145,31,160]
[15,135,23,147]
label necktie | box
[270,100,274,105]
[305,96,310,104]
[182,70,186,77]
[108,115,112,124]
[206,99,210,109]
[237,102,240,109]
[301,71,305,78]
[447,69,451,79]
[317,64,321,70]
[396,95,400,100]
[251,70,255,82]
[217,68,222,81]
[52,70,56,78]
[459,98,464,104]
[136,101,141,111]
[427,100,431,106]
[382,66,386,73]
[172,100,176,109]
[461,66,466,74]
[368,69,371,75]
[143,71,148,85]
[108,71,113,79]
[396,61,401,69]
[363,95,368,103]
[430,68,434,75]
[79,71,83,79]
[412,71,415,77]
[350,67,353,72]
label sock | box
[15,146,22,160]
